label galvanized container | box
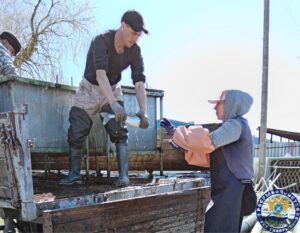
[0,76,164,155]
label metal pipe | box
[106,136,111,178]
[251,222,263,233]
[294,215,300,233]
[159,96,164,176]
[85,138,90,180]
[240,213,257,233]
[95,155,100,176]
[257,0,270,184]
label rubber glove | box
[136,110,149,129]
[110,102,127,122]
[160,118,176,136]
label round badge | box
[256,189,300,232]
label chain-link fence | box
[268,158,300,193]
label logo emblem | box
[256,189,300,232]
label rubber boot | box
[3,216,15,233]
[59,147,82,185]
[115,142,130,187]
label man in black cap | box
[60,10,149,186]
[0,31,21,76]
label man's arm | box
[0,45,17,76]
[96,69,126,122]
[135,81,149,129]
[96,70,117,104]
[135,81,147,114]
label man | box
[60,10,149,187]
[0,31,21,232]
[161,89,256,232]
[0,31,21,76]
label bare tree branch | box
[36,0,55,33]
[0,0,96,82]
[30,0,42,33]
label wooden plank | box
[31,150,206,171]
[52,201,197,232]
[31,130,210,171]
[43,212,53,233]
[50,190,199,224]
[43,188,210,233]
[117,212,198,233]
[0,109,37,220]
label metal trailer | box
[0,76,162,156]
[0,76,211,233]
[0,76,167,174]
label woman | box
[161,89,257,233]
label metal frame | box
[0,105,36,221]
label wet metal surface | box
[32,171,210,216]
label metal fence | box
[254,141,300,157]
[266,158,300,193]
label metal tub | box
[0,76,164,155]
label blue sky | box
[64,0,300,136]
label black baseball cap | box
[121,10,148,34]
[0,31,21,55]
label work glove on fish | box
[136,110,149,129]
[110,102,127,122]
[160,118,176,136]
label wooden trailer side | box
[43,187,210,233]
